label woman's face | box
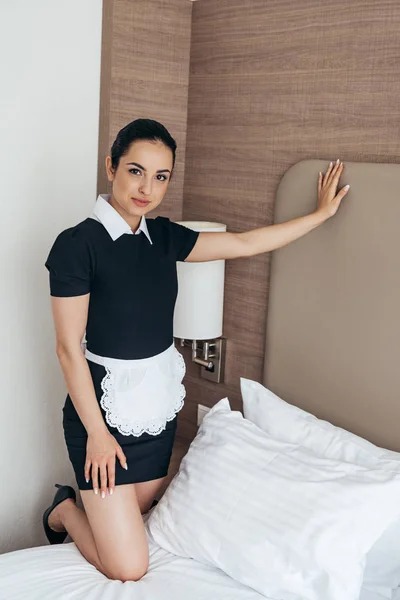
[105,139,173,225]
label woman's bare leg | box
[48,498,103,572]
[135,476,167,513]
[80,483,148,582]
[48,478,166,581]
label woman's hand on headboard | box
[185,159,350,262]
[317,160,350,219]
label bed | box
[2,520,399,600]
[1,159,400,600]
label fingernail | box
[110,488,113,496]
[124,463,128,470]
[101,491,106,499]
[85,478,89,483]
[94,488,98,495]
[329,162,333,166]
[336,159,340,164]
[344,185,350,189]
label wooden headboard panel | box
[264,160,400,451]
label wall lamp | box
[173,221,226,383]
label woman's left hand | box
[317,160,350,219]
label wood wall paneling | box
[97,0,192,221]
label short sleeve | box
[45,227,92,297]
[167,220,200,262]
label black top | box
[45,216,199,359]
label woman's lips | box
[132,198,150,207]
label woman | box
[43,118,349,582]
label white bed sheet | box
[0,522,399,600]
[0,531,263,600]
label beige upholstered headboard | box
[264,160,400,451]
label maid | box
[42,118,349,582]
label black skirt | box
[62,360,178,490]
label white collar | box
[90,194,152,244]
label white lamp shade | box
[173,221,226,340]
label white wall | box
[0,0,102,553]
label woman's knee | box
[101,555,149,582]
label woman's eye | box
[129,168,141,175]
[157,174,168,182]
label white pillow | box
[148,398,400,600]
[240,377,400,599]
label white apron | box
[85,344,186,437]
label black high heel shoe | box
[42,483,76,545]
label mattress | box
[1,523,399,600]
